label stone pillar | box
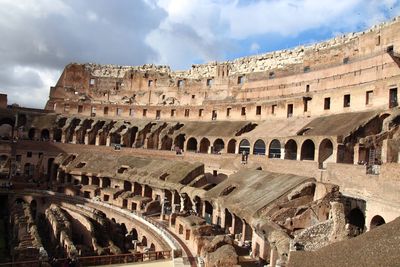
[160,190,166,220]
[208,145,212,154]
[220,209,226,229]
[106,136,111,146]
[353,143,360,164]
[84,133,89,145]
[314,147,319,162]
[61,132,66,143]
[270,244,278,267]
[280,147,285,159]
[95,134,100,146]
[201,202,206,218]
[180,194,185,212]
[235,145,239,154]
[381,139,388,163]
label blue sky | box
[0,0,399,108]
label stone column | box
[381,139,388,163]
[180,194,185,212]
[106,136,111,146]
[95,134,100,146]
[353,143,360,164]
[270,244,278,267]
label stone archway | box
[284,139,297,160]
[301,139,315,160]
[253,139,266,155]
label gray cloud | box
[0,0,166,108]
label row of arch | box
[28,127,335,163]
[179,136,334,162]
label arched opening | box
[199,138,210,153]
[186,138,198,152]
[213,139,225,154]
[130,228,138,240]
[30,200,37,219]
[110,133,121,145]
[161,135,173,150]
[40,129,50,141]
[141,236,147,247]
[319,139,334,163]
[0,123,13,140]
[224,209,233,231]
[102,177,110,188]
[238,139,250,154]
[370,215,385,230]
[134,182,142,195]
[347,208,365,235]
[301,139,315,160]
[284,139,297,160]
[28,128,36,140]
[144,185,152,198]
[53,129,62,142]
[174,134,185,150]
[81,175,89,185]
[124,181,132,192]
[253,139,266,155]
[204,201,213,225]
[91,176,100,186]
[269,139,281,158]
[227,139,236,154]
[150,243,155,251]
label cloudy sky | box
[0,0,399,108]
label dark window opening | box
[272,105,277,115]
[78,105,83,113]
[198,109,203,117]
[238,76,244,84]
[287,104,293,118]
[324,98,331,110]
[171,109,176,117]
[344,94,351,108]
[148,80,153,87]
[306,84,310,92]
[192,95,195,99]
[389,88,398,108]
[343,57,349,64]
[142,109,147,117]
[387,45,394,53]
[104,107,109,115]
[256,106,262,115]
[156,110,161,120]
[366,91,373,105]
[304,66,310,73]
[177,80,184,87]
[269,72,275,79]
[226,108,231,117]
[241,107,246,116]
[27,152,32,158]
[184,109,190,117]
[212,110,217,120]
[206,79,213,86]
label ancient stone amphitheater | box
[0,17,400,267]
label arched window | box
[284,139,297,160]
[41,129,50,140]
[319,139,334,164]
[174,134,185,150]
[347,208,365,235]
[239,139,250,154]
[213,139,225,154]
[370,215,385,230]
[227,139,236,154]
[186,138,198,152]
[301,139,315,160]
[269,139,281,158]
[253,139,266,155]
[199,138,210,153]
